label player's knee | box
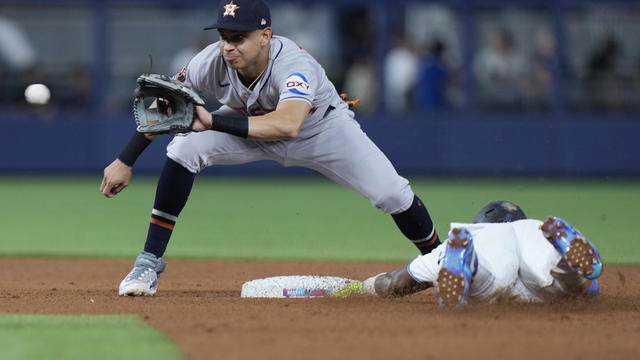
[372,187,414,214]
[166,137,204,173]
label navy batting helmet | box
[472,200,527,223]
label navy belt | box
[323,105,335,118]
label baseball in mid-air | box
[24,83,51,105]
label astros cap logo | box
[223,1,240,17]
[203,0,270,31]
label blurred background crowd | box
[1,1,639,115]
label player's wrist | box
[115,158,132,168]
[118,131,152,166]
[210,113,249,138]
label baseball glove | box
[133,74,205,134]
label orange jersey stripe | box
[150,217,175,230]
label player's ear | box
[260,27,272,44]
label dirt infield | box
[0,258,638,359]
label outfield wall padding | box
[1,112,637,176]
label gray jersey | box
[167,35,414,215]
[177,35,343,135]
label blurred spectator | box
[525,27,556,109]
[586,32,620,82]
[338,9,373,67]
[0,16,37,71]
[585,31,622,109]
[405,4,460,63]
[338,9,375,112]
[342,57,376,113]
[57,64,93,110]
[169,35,211,75]
[473,27,527,110]
[414,39,450,111]
[637,58,640,103]
[335,8,373,93]
[0,16,39,105]
[270,3,339,78]
[384,34,419,112]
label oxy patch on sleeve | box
[285,72,311,96]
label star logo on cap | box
[223,1,240,17]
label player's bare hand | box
[100,159,132,198]
[192,105,212,132]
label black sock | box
[143,158,196,258]
[392,195,440,255]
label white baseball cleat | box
[118,251,167,296]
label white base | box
[241,275,357,298]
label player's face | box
[218,29,270,71]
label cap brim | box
[203,23,262,31]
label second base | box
[240,275,358,298]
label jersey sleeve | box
[275,64,317,106]
[172,60,205,93]
[182,59,207,93]
[173,44,218,94]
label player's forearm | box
[205,102,307,139]
[209,111,304,140]
[247,113,304,139]
[246,101,308,139]
[363,269,432,298]
[246,100,309,139]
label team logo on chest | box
[223,1,240,17]
[285,72,311,96]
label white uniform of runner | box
[166,35,414,214]
[407,219,589,302]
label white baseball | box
[24,83,51,105]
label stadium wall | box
[1,112,637,177]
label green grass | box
[0,175,638,264]
[0,314,182,360]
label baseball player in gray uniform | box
[355,201,603,307]
[101,0,442,296]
